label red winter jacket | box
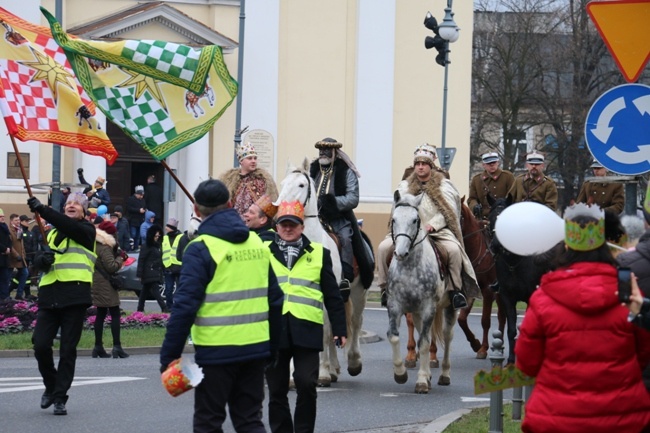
[516,261,650,433]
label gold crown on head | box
[236,142,257,162]
[564,203,605,251]
[255,194,278,219]
[275,200,304,224]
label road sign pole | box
[625,182,637,215]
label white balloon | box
[495,202,564,255]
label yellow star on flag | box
[117,69,167,110]
[19,47,75,103]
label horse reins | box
[293,170,319,219]
[391,202,427,252]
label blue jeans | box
[164,271,179,309]
[130,225,141,251]
[12,267,29,298]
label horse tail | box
[431,300,445,348]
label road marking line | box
[0,376,145,393]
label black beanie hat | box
[194,179,229,207]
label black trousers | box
[265,347,320,433]
[137,281,166,312]
[194,359,266,433]
[32,305,87,402]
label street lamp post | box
[424,0,460,171]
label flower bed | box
[0,299,169,334]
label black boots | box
[92,345,111,358]
[53,401,67,415]
[450,290,468,309]
[112,345,130,358]
[339,279,351,303]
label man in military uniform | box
[468,152,515,220]
[576,159,624,214]
[508,151,558,211]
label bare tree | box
[471,0,628,209]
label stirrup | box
[451,291,467,309]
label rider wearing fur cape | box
[398,144,480,307]
[309,137,375,292]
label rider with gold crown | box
[383,143,480,309]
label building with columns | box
[0,0,473,253]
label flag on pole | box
[0,8,117,165]
[43,8,238,161]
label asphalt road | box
[1,307,512,432]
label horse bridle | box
[292,170,319,219]
[391,202,427,252]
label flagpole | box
[9,135,48,243]
[50,0,63,212]
[160,160,195,204]
[233,0,246,167]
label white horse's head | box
[391,191,424,261]
[275,157,317,216]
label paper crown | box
[275,200,304,224]
[236,142,257,162]
[564,203,605,251]
[413,143,437,166]
[255,194,278,219]
[315,137,342,149]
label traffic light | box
[423,11,448,67]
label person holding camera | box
[515,203,650,433]
[27,193,97,416]
[91,220,129,359]
[136,224,167,313]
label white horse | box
[387,191,456,393]
[275,158,367,386]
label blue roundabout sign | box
[585,83,650,175]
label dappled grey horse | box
[387,191,456,393]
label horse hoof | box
[394,372,408,384]
[330,373,338,383]
[476,350,488,360]
[437,375,451,386]
[430,360,440,369]
[348,365,362,377]
[470,339,482,353]
[317,377,331,387]
[414,383,429,394]
[405,359,417,369]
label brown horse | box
[404,201,505,367]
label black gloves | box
[319,194,340,220]
[77,168,83,174]
[34,251,55,272]
[472,204,482,218]
[27,197,46,213]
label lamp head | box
[438,7,460,43]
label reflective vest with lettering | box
[269,243,324,325]
[162,234,182,268]
[40,229,96,285]
[190,234,271,346]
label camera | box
[618,267,632,303]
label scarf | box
[275,234,303,270]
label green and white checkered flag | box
[44,7,238,160]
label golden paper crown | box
[564,203,605,251]
[255,194,278,219]
[236,141,257,162]
[413,143,437,166]
[275,200,304,224]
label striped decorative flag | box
[0,7,117,164]
[43,7,238,161]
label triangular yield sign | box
[587,0,650,83]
